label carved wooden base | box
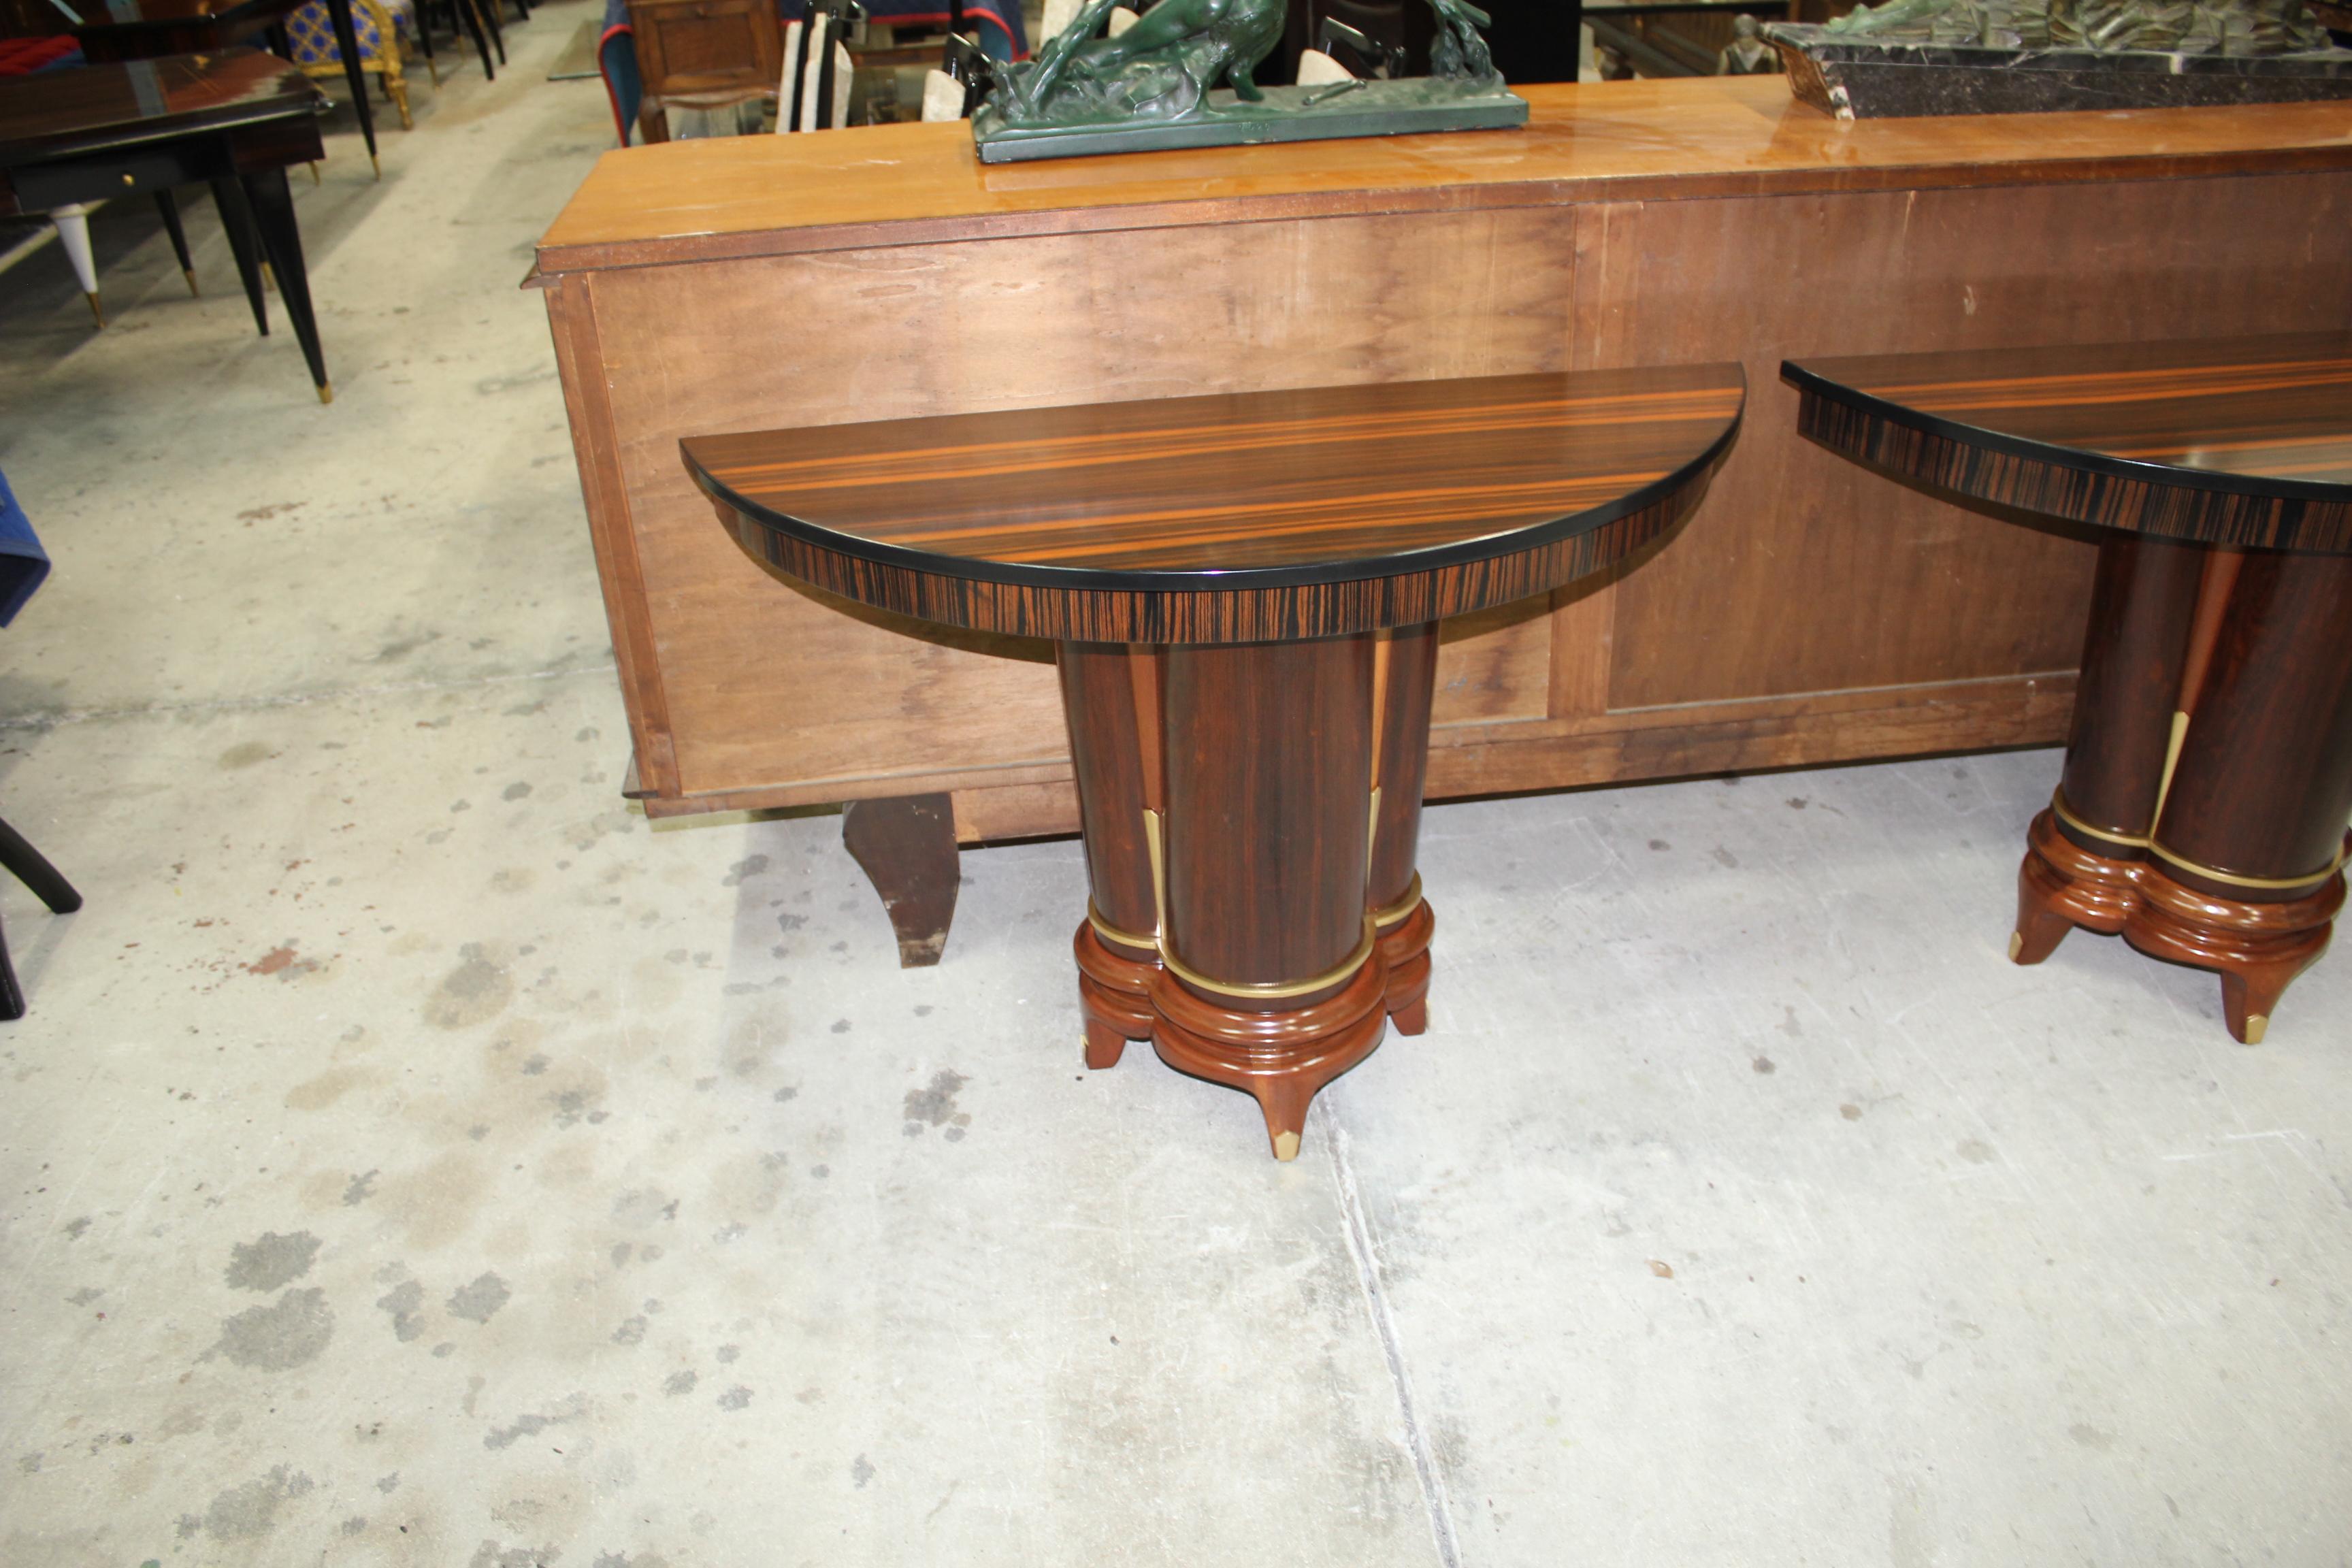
[1058,628,1442,1158]
[2014,808,2345,1044]
[1149,953,1392,1161]
[1079,896,1437,1075]
[1377,896,1436,1036]
[1073,921,1157,1070]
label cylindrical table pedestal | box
[2016,536,2352,1041]
[1059,627,1441,1158]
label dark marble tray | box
[971,78,1529,164]
[1765,21,2352,117]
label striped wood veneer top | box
[683,365,1746,644]
[1784,334,2352,553]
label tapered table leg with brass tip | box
[154,189,199,295]
[241,168,332,403]
[50,205,102,328]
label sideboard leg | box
[842,793,959,968]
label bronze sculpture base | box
[972,77,1528,163]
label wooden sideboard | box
[532,79,2352,880]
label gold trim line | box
[1162,915,1379,1001]
[2148,709,2191,830]
[1373,872,1424,930]
[2149,836,2351,893]
[1086,900,1158,953]
[2051,787,2151,851]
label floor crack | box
[1322,1102,1462,1568]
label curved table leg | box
[841,793,958,968]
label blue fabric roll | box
[0,470,51,628]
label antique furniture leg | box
[2127,550,2352,1042]
[1060,643,1162,1070]
[841,793,960,968]
[239,168,332,402]
[1371,622,1439,1034]
[2012,534,2207,962]
[454,0,497,78]
[48,205,101,328]
[0,815,84,1024]
[210,178,271,336]
[153,189,199,297]
[413,0,439,81]
[324,0,383,176]
[478,0,508,67]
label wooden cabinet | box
[532,78,2352,847]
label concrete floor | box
[3,16,2351,1564]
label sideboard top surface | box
[535,76,2352,273]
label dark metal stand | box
[0,816,83,1022]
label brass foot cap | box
[318,382,335,405]
[1271,1130,1301,1162]
[2244,1014,2268,1045]
[85,293,105,328]
[2008,931,2023,962]
[182,268,199,297]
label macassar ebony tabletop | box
[1785,334,2352,1043]
[686,365,1746,1157]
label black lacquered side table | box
[1786,336,2352,1042]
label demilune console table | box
[1785,336,2352,1043]
[685,365,1744,1157]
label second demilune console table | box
[1786,335,2352,1043]
[685,365,1744,1157]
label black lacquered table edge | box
[680,377,1748,600]
[1779,355,2352,517]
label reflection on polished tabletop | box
[684,368,1746,585]
[0,48,322,160]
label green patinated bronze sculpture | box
[970,0,1527,163]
